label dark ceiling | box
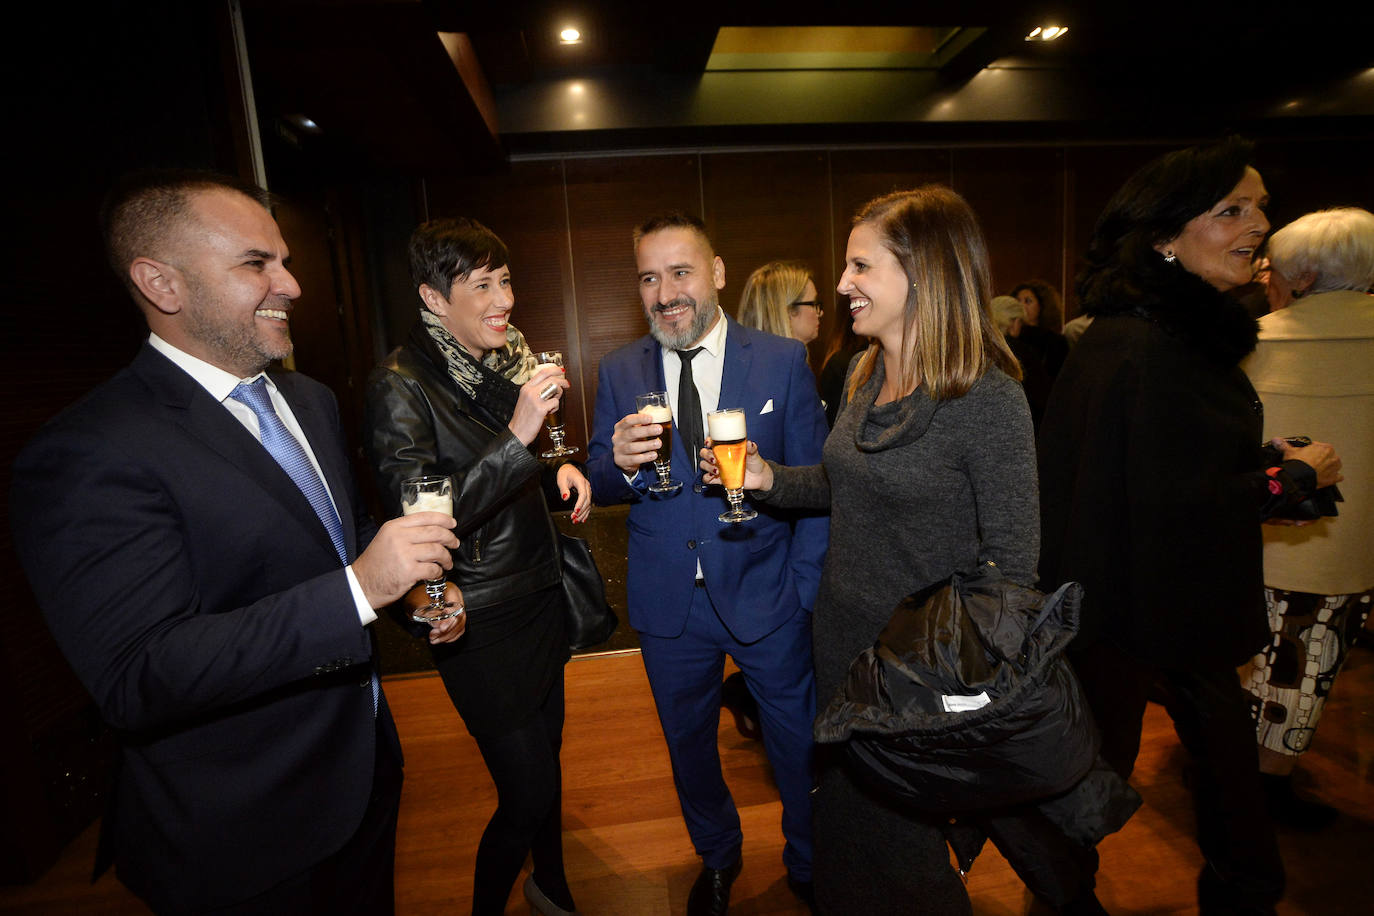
[241,0,1373,172]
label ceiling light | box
[1026,25,1068,41]
[559,27,581,44]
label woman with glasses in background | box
[738,260,824,346]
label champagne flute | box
[400,475,463,624]
[707,408,757,523]
[635,391,683,495]
[536,350,579,458]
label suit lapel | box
[717,319,755,415]
[132,346,342,564]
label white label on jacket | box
[941,692,991,713]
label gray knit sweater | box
[758,355,1039,704]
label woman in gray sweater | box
[705,186,1100,915]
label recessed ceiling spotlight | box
[1026,25,1068,41]
[559,27,581,44]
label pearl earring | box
[1164,251,1177,264]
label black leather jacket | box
[363,323,566,611]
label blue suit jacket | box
[588,319,829,642]
[10,343,394,912]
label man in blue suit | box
[588,212,829,915]
[10,171,460,914]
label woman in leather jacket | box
[364,217,591,916]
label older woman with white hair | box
[1242,206,1374,829]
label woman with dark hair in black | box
[365,218,589,916]
[1009,278,1069,379]
[1037,138,1343,914]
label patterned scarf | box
[420,308,539,424]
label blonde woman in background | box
[738,260,823,345]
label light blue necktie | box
[230,378,348,564]
[230,378,379,714]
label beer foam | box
[405,493,452,516]
[707,410,746,441]
[642,404,673,423]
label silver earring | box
[1164,251,1177,264]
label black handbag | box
[557,531,618,650]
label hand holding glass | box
[536,351,578,458]
[400,475,464,624]
[707,408,757,523]
[635,391,682,494]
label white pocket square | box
[759,399,775,415]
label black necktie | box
[677,348,705,477]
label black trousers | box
[470,672,570,916]
[1072,642,1285,911]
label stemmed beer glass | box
[707,408,757,523]
[536,351,579,458]
[400,475,463,624]
[635,391,683,495]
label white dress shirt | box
[148,334,376,625]
[660,308,729,582]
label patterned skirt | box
[1241,587,1373,758]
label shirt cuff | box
[345,566,378,626]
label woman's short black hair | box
[408,217,509,294]
[1079,137,1256,310]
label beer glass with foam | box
[536,351,578,458]
[400,475,464,624]
[707,408,757,523]
[635,391,683,495]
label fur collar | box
[1085,263,1259,368]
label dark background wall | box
[394,137,1371,413]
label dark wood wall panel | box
[826,149,953,356]
[701,151,833,362]
[1062,144,1167,318]
[564,155,702,426]
[423,162,585,440]
[952,147,1067,317]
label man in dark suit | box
[10,171,460,914]
[587,212,829,915]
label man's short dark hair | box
[100,169,272,297]
[632,210,712,253]
[408,217,509,296]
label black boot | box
[1262,773,1338,831]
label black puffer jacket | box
[364,323,565,612]
[815,564,1098,814]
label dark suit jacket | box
[11,343,396,913]
[587,319,829,643]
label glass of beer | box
[707,408,757,523]
[536,351,578,458]
[635,391,683,494]
[400,475,464,625]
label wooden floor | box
[3,649,1372,915]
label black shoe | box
[1262,774,1338,831]
[721,672,761,740]
[787,875,815,912]
[687,854,743,916]
[523,875,578,916]
[1197,865,1278,916]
